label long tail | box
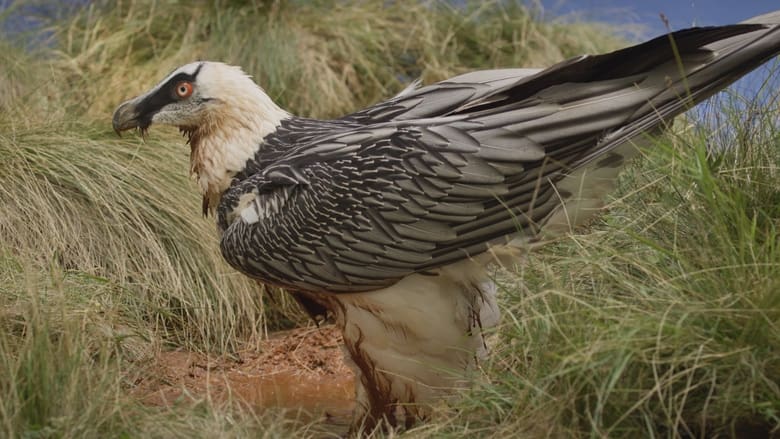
[458,11,780,169]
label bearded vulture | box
[113,11,780,434]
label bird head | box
[112,61,289,212]
[112,62,210,137]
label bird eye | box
[175,81,193,98]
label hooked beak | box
[112,95,147,137]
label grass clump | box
[0,251,127,438]
[0,119,273,352]
[0,249,327,438]
[435,84,780,437]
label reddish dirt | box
[130,324,356,422]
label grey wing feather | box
[219,19,780,293]
[344,68,543,124]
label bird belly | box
[328,257,499,430]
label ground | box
[131,325,355,426]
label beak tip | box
[112,100,138,137]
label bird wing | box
[219,21,780,293]
[342,68,543,124]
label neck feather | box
[189,88,288,214]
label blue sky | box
[540,1,780,33]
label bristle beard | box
[179,126,196,143]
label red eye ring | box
[175,81,193,98]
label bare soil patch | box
[130,324,355,423]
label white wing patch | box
[237,187,294,224]
[239,203,260,224]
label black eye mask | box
[135,62,205,129]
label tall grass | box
[0,253,312,437]
[2,0,777,437]
[424,85,780,437]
